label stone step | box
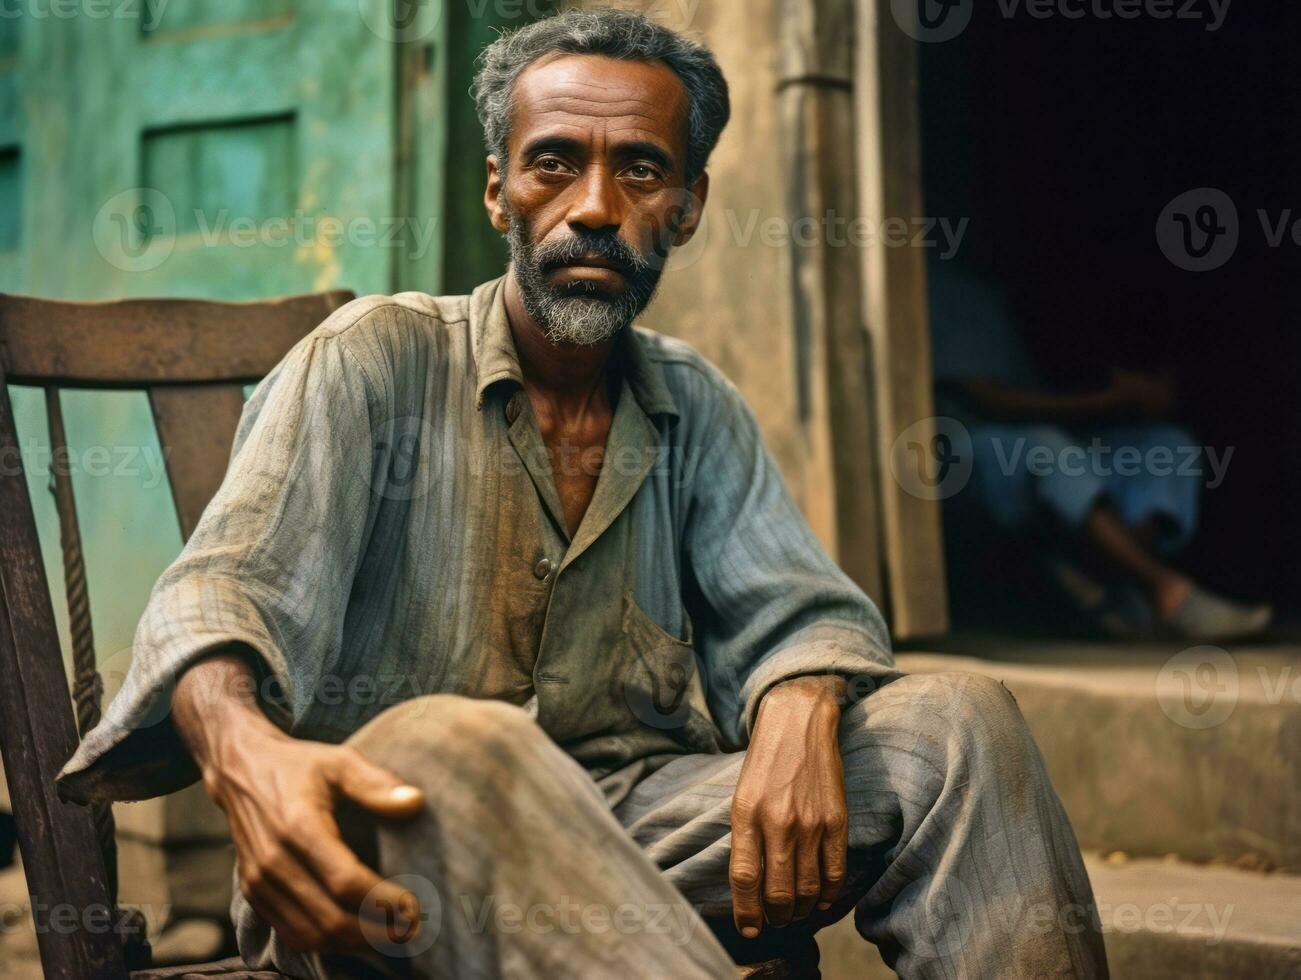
[894,641,1301,870]
[1083,854,1301,979]
[818,855,1301,979]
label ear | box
[484,156,509,234]
[672,172,710,246]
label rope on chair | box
[44,388,151,969]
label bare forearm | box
[172,650,285,782]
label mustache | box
[532,232,649,278]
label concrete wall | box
[568,0,844,550]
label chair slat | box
[149,384,249,540]
[45,387,125,910]
[0,291,353,387]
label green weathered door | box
[0,0,534,876]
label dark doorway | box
[920,4,1301,632]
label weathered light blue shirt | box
[60,276,893,806]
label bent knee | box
[349,694,538,766]
[941,674,1042,789]
[851,670,1034,759]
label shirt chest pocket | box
[614,592,719,751]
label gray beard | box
[506,218,659,348]
[523,291,631,348]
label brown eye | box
[626,164,656,180]
[537,157,567,174]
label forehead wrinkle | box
[531,77,662,102]
[603,121,673,142]
[528,94,668,118]
[526,113,670,135]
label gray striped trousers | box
[243,671,1108,979]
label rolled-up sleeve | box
[58,327,380,804]
[681,372,894,747]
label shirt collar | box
[470,274,679,419]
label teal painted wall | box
[1,1,539,673]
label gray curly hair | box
[471,7,731,187]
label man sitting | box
[929,258,1271,641]
[60,10,1107,978]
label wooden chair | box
[0,290,821,980]
[0,290,352,979]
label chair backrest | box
[0,290,353,979]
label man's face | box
[485,53,707,347]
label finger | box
[259,842,411,953]
[241,871,325,953]
[818,812,849,911]
[286,809,417,921]
[229,814,329,950]
[762,829,796,929]
[729,817,765,939]
[243,847,358,953]
[330,748,424,818]
[793,831,823,921]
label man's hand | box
[172,654,425,954]
[730,675,848,938]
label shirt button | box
[533,557,554,580]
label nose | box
[565,165,622,233]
